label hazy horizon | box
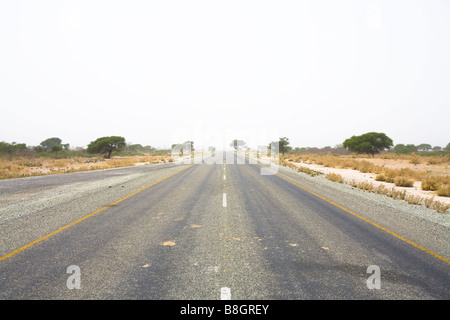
[1,1,449,150]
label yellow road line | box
[276,174,450,265]
[0,165,193,262]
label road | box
[0,151,449,300]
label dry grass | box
[405,194,423,205]
[347,179,449,213]
[297,166,323,177]
[421,177,443,191]
[0,155,172,180]
[287,153,450,197]
[432,201,450,213]
[393,176,414,187]
[282,153,450,213]
[437,185,450,197]
[326,173,344,183]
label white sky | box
[1,0,449,149]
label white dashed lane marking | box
[223,193,227,207]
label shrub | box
[426,157,442,165]
[394,176,414,187]
[390,188,407,200]
[409,153,421,165]
[327,173,344,183]
[358,181,374,192]
[357,160,375,173]
[297,166,322,177]
[349,179,358,188]
[437,185,450,197]
[432,201,450,213]
[374,184,390,195]
[406,195,423,205]
[424,196,435,208]
[421,177,442,191]
[381,169,397,183]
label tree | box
[51,144,63,153]
[293,147,305,153]
[444,142,450,152]
[279,137,291,155]
[230,139,246,150]
[268,138,290,155]
[33,145,45,153]
[126,144,144,152]
[417,143,432,151]
[87,136,126,158]
[0,141,28,155]
[40,137,62,151]
[394,144,417,155]
[185,141,194,152]
[171,141,194,157]
[343,132,393,157]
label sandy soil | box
[356,157,449,176]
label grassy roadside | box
[280,153,450,213]
[0,155,172,180]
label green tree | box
[279,137,291,155]
[126,144,144,152]
[51,144,63,153]
[417,143,432,151]
[293,147,305,153]
[394,144,417,154]
[0,141,28,155]
[230,139,246,150]
[185,141,194,152]
[171,141,193,156]
[444,142,450,152]
[343,132,393,157]
[87,136,126,158]
[40,137,62,151]
[33,145,45,153]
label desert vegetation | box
[0,155,172,180]
[275,133,449,213]
[0,137,172,180]
[281,153,450,213]
[282,153,450,194]
[343,132,393,157]
[2,133,449,213]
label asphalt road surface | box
[0,152,449,300]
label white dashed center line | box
[220,287,231,300]
[223,193,227,207]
